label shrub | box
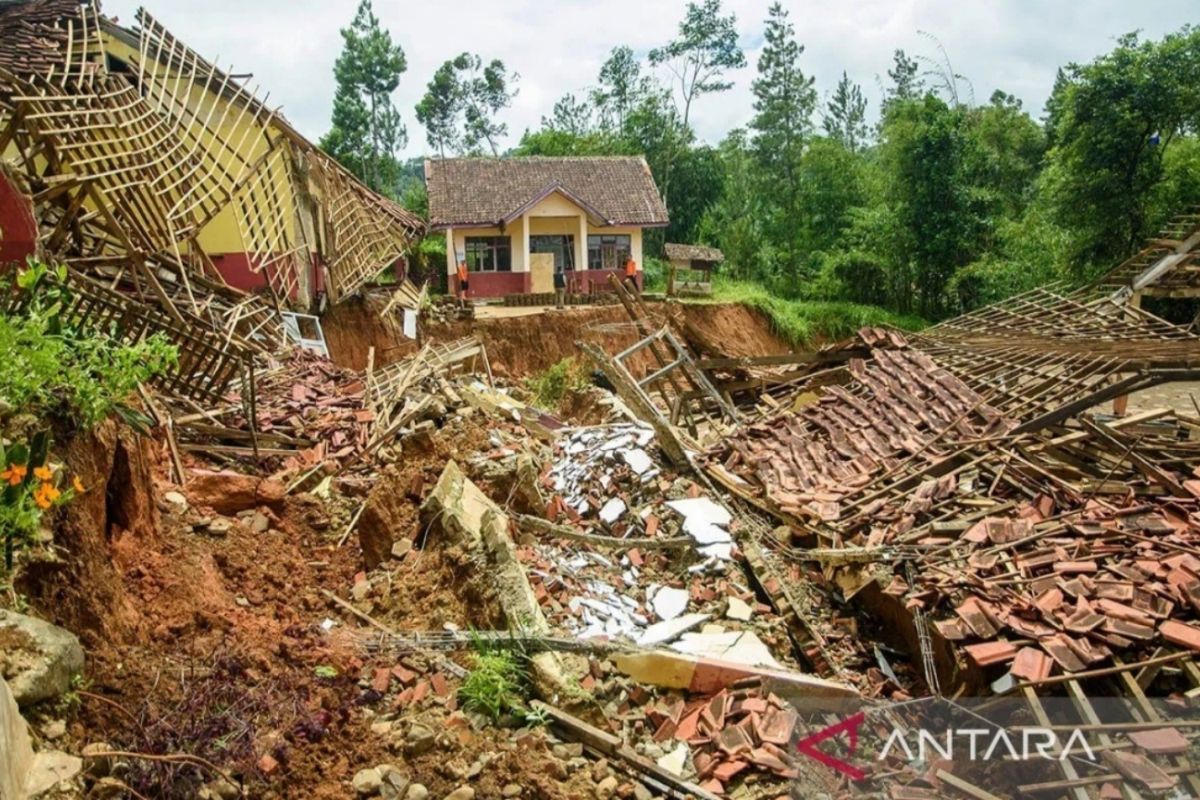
[0,262,178,427]
[524,357,589,410]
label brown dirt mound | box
[324,299,793,379]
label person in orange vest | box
[456,259,469,308]
[623,255,638,293]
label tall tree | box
[592,46,648,132]
[542,93,594,137]
[649,0,746,131]
[415,54,519,157]
[320,0,407,192]
[886,49,922,104]
[415,57,463,157]
[1044,27,1200,272]
[823,71,868,152]
[749,2,816,282]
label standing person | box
[624,256,638,294]
[553,267,566,309]
[456,259,469,309]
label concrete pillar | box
[576,214,588,281]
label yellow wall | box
[103,33,291,256]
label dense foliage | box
[320,2,1200,321]
[510,14,1200,321]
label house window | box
[530,235,575,271]
[464,236,512,272]
[587,234,632,270]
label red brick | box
[1010,647,1053,682]
[1128,727,1189,754]
[712,760,748,783]
[963,640,1017,667]
[1160,619,1200,651]
[674,709,702,741]
[391,665,417,684]
[430,672,450,697]
[411,680,430,703]
[371,667,391,693]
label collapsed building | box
[2,2,1200,799]
[0,0,425,392]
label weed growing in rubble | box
[525,357,589,410]
[459,632,540,725]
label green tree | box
[880,96,979,316]
[415,57,463,157]
[698,130,762,279]
[320,0,407,192]
[416,54,519,157]
[749,1,816,282]
[886,48,922,106]
[823,71,868,152]
[649,0,746,131]
[592,46,649,132]
[542,93,594,137]
[1043,26,1200,273]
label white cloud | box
[103,0,1197,157]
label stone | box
[1,676,34,800]
[352,767,383,796]
[595,776,619,798]
[23,751,83,796]
[552,742,584,759]
[404,723,436,756]
[88,777,127,799]
[204,778,241,800]
[162,491,188,512]
[391,539,413,559]
[379,765,410,800]
[207,518,233,537]
[40,718,67,740]
[724,597,753,622]
[443,788,475,800]
[185,469,285,515]
[404,786,429,800]
[357,465,410,568]
[0,610,85,707]
[501,784,522,797]
[250,512,270,533]
[632,784,653,800]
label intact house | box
[425,156,669,298]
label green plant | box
[698,279,926,346]
[313,665,339,679]
[524,357,589,410]
[0,261,178,427]
[458,632,542,724]
[1,432,81,571]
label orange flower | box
[34,485,54,509]
[33,465,52,481]
[72,476,85,493]
[2,464,27,486]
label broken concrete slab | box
[0,611,85,708]
[422,462,583,702]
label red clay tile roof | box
[0,0,80,77]
[424,156,669,229]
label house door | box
[529,235,575,272]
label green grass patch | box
[696,280,926,346]
[524,357,589,410]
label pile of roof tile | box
[711,348,1010,522]
[908,500,1200,677]
[638,682,800,795]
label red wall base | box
[0,169,37,269]
[455,269,640,298]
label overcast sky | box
[104,1,1196,158]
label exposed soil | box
[323,297,791,381]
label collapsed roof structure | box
[0,0,424,402]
